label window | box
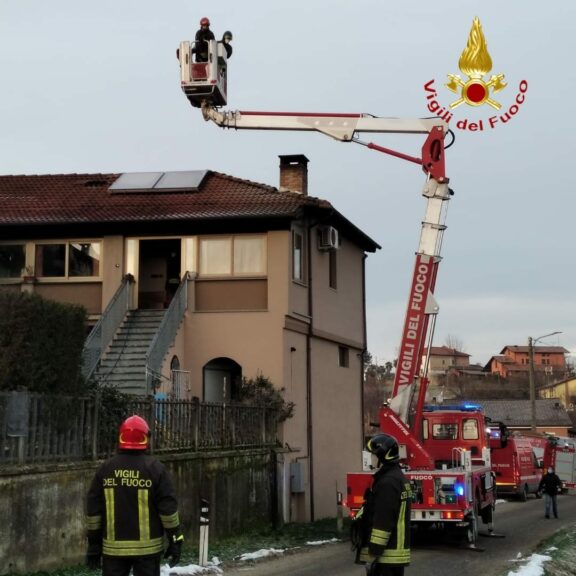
[199,235,266,277]
[462,418,479,440]
[338,346,349,368]
[292,229,305,282]
[0,244,25,278]
[329,249,337,289]
[69,243,101,277]
[35,242,101,278]
[432,423,458,440]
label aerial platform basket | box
[178,39,228,108]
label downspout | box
[361,253,368,446]
[306,218,315,521]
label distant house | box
[484,345,568,380]
[471,398,572,436]
[539,376,576,409]
[0,155,380,521]
[422,346,471,374]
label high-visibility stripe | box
[370,528,390,546]
[160,511,180,529]
[103,537,164,556]
[86,514,102,530]
[138,489,150,542]
[397,499,406,550]
[104,488,115,541]
[379,550,411,564]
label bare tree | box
[444,334,465,352]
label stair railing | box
[145,272,191,394]
[82,274,134,380]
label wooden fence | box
[0,391,279,466]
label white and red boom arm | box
[201,102,451,430]
[202,105,446,142]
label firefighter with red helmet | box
[193,17,215,62]
[355,433,412,576]
[86,415,184,575]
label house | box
[0,155,380,521]
[539,376,576,409]
[470,398,572,436]
[484,345,569,381]
[421,346,471,374]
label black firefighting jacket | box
[358,463,412,566]
[86,452,180,557]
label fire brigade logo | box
[445,17,506,110]
[422,16,528,132]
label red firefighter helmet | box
[119,415,150,450]
[200,17,210,27]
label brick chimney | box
[279,154,309,195]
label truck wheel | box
[519,485,528,502]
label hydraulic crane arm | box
[201,104,447,142]
[199,99,451,433]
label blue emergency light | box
[423,403,482,412]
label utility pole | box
[528,336,536,432]
[528,331,562,432]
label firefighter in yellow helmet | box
[85,415,183,576]
[356,433,412,576]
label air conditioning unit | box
[318,226,339,251]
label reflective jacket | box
[358,464,411,566]
[86,452,180,557]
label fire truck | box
[178,35,500,549]
[543,435,576,491]
[488,427,548,500]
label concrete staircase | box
[93,309,165,395]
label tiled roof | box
[423,346,470,358]
[0,171,326,224]
[500,346,569,354]
[492,355,515,364]
[0,171,380,251]
[468,398,572,427]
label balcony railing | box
[82,274,134,380]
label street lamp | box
[528,331,562,431]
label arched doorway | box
[203,357,242,402]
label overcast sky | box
[1,1,574,366]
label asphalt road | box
[224,495,576,576]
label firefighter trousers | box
[102,554,162,576]
[367,564,405,576]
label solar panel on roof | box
[109,171,208,193]
[155,170,208,190]
[110,172,163,191]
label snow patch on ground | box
[306,538,340,546]
[506,553,552,576]
[236,548,286,561]
[161,562,223,575]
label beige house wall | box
[5,224,369,521]
[101,235,125,309]
[539,378,576,407]
[311,235,365,345]
[310,336,363,518]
